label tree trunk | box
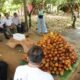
[72,14,76,28]
[70,3,76,29]
[23,0,28,32]
[29,13,31,28]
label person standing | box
[37,5,48,34]
[14,45,54,80]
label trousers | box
[37,16,47,33]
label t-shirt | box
[14,65,54,80]
[12,16,21,25]
[38,9,44,16]
[3,17,13,26]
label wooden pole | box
[23,0,28,32]
[70,0,76,29]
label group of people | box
[0,5,48,39]
[0,12,22,39]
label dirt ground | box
[0,15,80,80]
[0,31,41,80]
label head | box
[39,4,43,10]
[4,13,9,19]
[27,45,44,65]
[14,12,18,17]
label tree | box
[0,0,6,12]
[70,0,76,28]
[56,0,78,29]
[12,0,23,5]
[23,0,28,32]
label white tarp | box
[13,33,26,41]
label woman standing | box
[37,5,48,34]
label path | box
[61,28,80,80]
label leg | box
[37,17,41,33]
[10,24,17,34]
[0,28,3,33]
[21,22,26,33]
[10,26,17,34]
[3,25,9,39]
[3,25,12,39]
[41,17,48,33]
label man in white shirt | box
[3,13,17,39]
[12,13,21,33]
[3,13,13,27]
[12,13,20,26]
[14,45,54,80]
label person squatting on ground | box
[14,45,54,80]
[37,5,48,34]
[3,13,17,38]
[12,12,21,33]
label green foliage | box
[0,0,22,13]
[55,0,67,5]
[12,0,23,5]
[0,0,80,13]
[0,0,5,11]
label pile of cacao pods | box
[37,32,77,75]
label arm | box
[51,75,54,80]
[14,67,20,80]
[14,67,24,80]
